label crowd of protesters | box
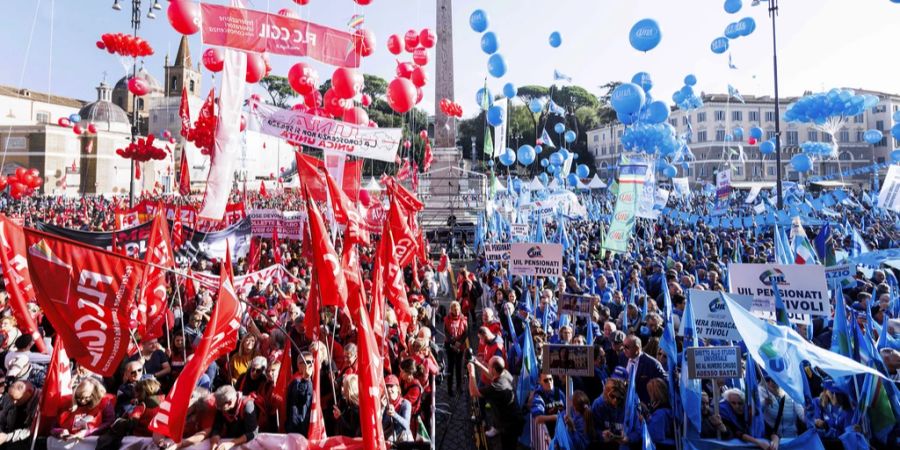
[0,184,897,450]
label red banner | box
[296,153,362,204]
[150,265,241,442]
[24,229,146,376]
[0,217,46,352]
[200,3,361,68]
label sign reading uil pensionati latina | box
[510,243,563,278]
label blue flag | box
[541,128,557,148]
[743,353,766,438]
[624,364,639,434]
[550,411,573,450]
[681,296,703,433]
[642,420,656,450]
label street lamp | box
[112,0,154,206]
[765,0,785,210]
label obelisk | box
[433,0,461,164]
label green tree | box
[259,75,296,108]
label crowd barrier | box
[47,434,366,450]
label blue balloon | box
[549,152,564,166]
[611,83,646,116]
[684,75,697,86]
[576,164,590,178]
[864,129,884,145]
[566,173,579,186]
[535,145,543,154]
[724,0,742,14]
[892,123,900,140]
[68,113,81,123]
[631,72,653,92]
[547,164,559,175]
[480,32,499,55]
[487,54,507,78]
[733,127,744,140]
[549,31,562,48]
[646,101,670,124]
[759,140,775,155]
[738,17,756,36]
[469,9,489,33]
[476,88,493,110]
[487,160,494,168]
[573,153,579,160]
[487,105,505,126]
[502,83,517,99]
[662,164,677,179]
[499,148,516,166]
[711,37,729,54]
[893,111,900,122]
[540,158,549,167]
[529,99,543,113]
[558,148,570,160]
[564,130,577,144]
[749,126,763,140]
[554,123,566,134]
[724,22,741,39]
[790,154,812,173]
[512,178,522,192]
[517,145,536,165]
[629,18,662,52]
[724,134,733,142]
[617,111,636,125]
[891,149,900,163]
[538,173,549,185]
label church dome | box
[113,68,164,95]
[78,81,131,133]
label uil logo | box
[619,192,634,202]
[614,211,630,221]
[708,297,726,313]
[526,246,543,258]
[759,268,787,286]
[758,338,786,373]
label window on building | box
[876,120,884,131]
[169,113,175,122]
[856,130,864,142]
[669,119,678,127]
[697,112,707,123]
[822,133,832,143]
[716,129,726,141]
[839,152,852,161]
[189,80,195,93]
[749,111,759,122]
[714,110,725,121]
[878,157,886,164]
[839,130,850,143]
[699,166,706,177]
[137,98,144,110]
[786,130,798,145]
[765,130,775,141]
[877,137,887,148]
[732,111,742,121]
[767,166,775,176]
[593,134,599,142]
[765,111,776,122]
[697,130,708,142]
[808,130,818,142]
[35,112,50,124]
[853,114,864,123]
[753,166,761,177]
[171,77,178,91]
[682,116,690,126]
[734,166,743,176]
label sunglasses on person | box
[251,367,265,373]
[130,369,143,375]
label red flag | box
[0,217,46,352]
[39,339,72,428]
[304,187,348,310]
[378,225,412,341]
[259,180,269,198]
[224,244,234,284]
[172,207,186,249]
[150,263,241,442]
[274,341,292,432]
[272,226,283,265]
[388,196,419,268]
[183,268,197,306]
[23,228,146,375]
[299,219,312,262]
[198,88,216,122]
[178,149,191,196]
[355,275,386,450]
[322,168,370,246]
[308,345,327,442]
[247,237,261,272]
[179,86,191,137]
[138,210,175,340]
[295,153,363,203]
[303,267,320,341]
[384,176,424,212]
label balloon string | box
[1,0,44,171]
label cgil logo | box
[758,268,788,286]
[526,246,543,258]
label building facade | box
[587,89,900,187]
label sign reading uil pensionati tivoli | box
[727,263,832,317]
[509,243,563,278]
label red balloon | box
[245,53,267,83]
[167,0,201,35]
[323,89,349,118]
[27,168,39,179]
[354,0,372,4]
[359,189,371,207]
[343,107,370,125]
[367,120,379,128]
[293,0,310,4]
[128,77,150,96]
[404,30,420,49]
[87,123,98,134]
[331,67,363,100]
[0,176,7,190]
[163,130,172,139]
[419,130,428,140]
[277,8,299,18]
[169,137,176,144]
[387,35,402,55]
[404,41,417,53]
[9,183,25,199]
[304,91,322,109]
[240,116,247,132]
[396,62,415,79]
[21,174,35,187]
[419,29,436,49]
[32,177,42,188]
[57,117,71,128]
[360,94,372,107]
[291,103,309,113]
[415,87,424,105]
[353,29,376,57]
[15,168,26,178]
[73,124,83,135]
[410,65,428,88]
[95,41,106,50]
[202,48,224,72]
[748,137,757,145]
[413,47,429,66]
[288,62,318,95]
[387,78,416,114]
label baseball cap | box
[612,366,628,380]
[385,375,400,387]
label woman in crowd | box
[332,374,361,437]
[646,378,675,450]
[444,301,468,397]
[52,378,116,440]
[565,390,594,450]
[382,375,413,444]
[592,377,638,450]
[228,335,260,384]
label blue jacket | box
[286,377,312,436]
[648,406,676,449]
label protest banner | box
[559,293,594,318]
[602,156,646,254]
[825,263,854,288]
[252,102,401,162]
[679,290,753,341]
[712,169,732,216]
[247,209,307,239]
[877,164,900,213]
[193,264,296,297]
[510,243,563,277]
[200,3,361,67]
[672,177,690,197]
[483,242,511,262]
[542,344,594,377]
[728,263,831,317]
[686,346,742,379]
[510,223,529,239]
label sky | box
[2,0,900,127]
